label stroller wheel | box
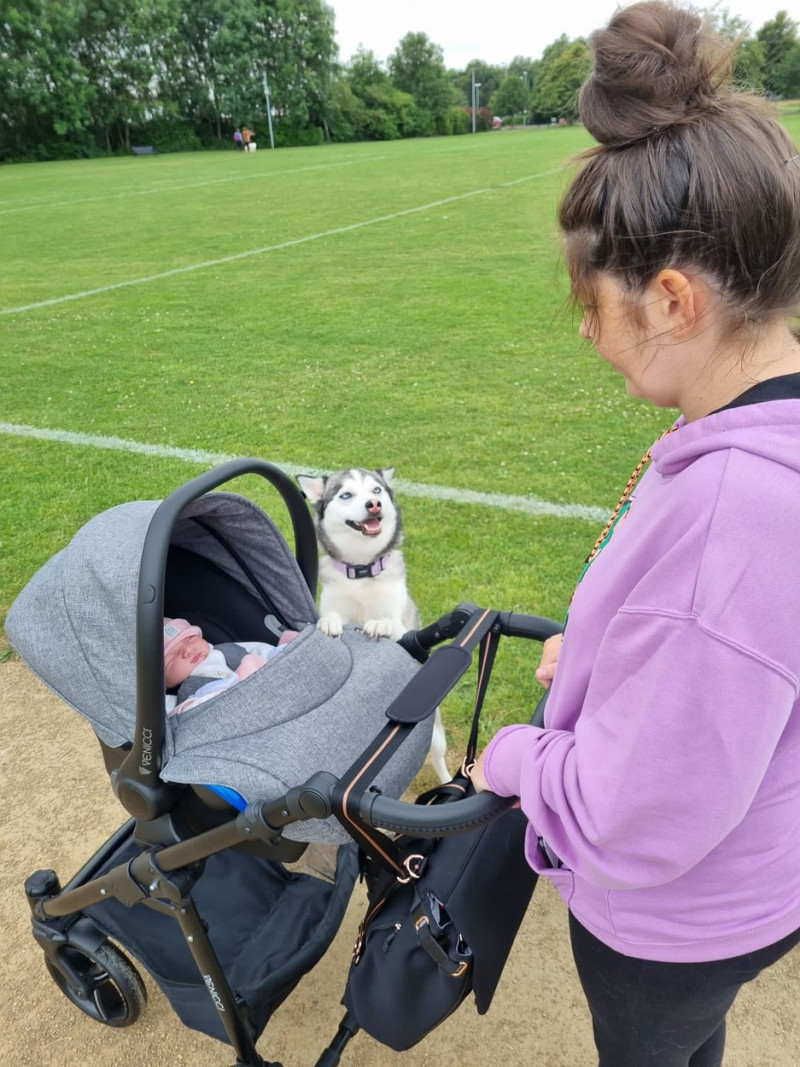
[44,939,146,1027]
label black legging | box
[569,911,800,1067]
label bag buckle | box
[352,923,366,965]
[397,853,425,883]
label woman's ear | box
[646,269,703,338]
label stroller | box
[7,459,561,1066]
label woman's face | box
[579,273,683,410]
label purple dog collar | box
[332,553,391,580]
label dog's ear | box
[296,474,326,503]
[378,467,395,486]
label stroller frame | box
[21,459,562,1067]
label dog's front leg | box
[362,618,405,642]
[317,611,344,637]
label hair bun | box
[580,1,733,146]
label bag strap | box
[464,625,501,769]
[333,607,500,880]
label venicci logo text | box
[139,728,153,775]
[204,974,226,1012]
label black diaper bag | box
[339,616,539,1050]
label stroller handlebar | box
[399,604,563,663]
[359,788,516,836]
[256,771,516,838]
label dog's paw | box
[362,618,405,641]
[317,612,343,637]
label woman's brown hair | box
[559,1,800,331]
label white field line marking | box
[0,169,561,318]
[0,422,607,522]
[0,155,390,216]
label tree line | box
[1,1,798,163]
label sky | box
[327,1,784,69]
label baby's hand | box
[236,653,267,681]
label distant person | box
[242,126,252,151]
[233,127,243,151]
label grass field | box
[3,115,799,744]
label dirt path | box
[2,660,797,1067]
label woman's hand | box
[469,633,564,797]
[469,751,491,792]
[535,633,563,689]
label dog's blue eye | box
[339,491,352,500]
[372,487,382,494]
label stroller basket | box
[9,459,562,1067]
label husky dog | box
[296,467,449,783]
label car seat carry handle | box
[141,457,318,595]
[116,458,318,821]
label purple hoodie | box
[483,398,800,962]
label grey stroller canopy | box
[7,486,431,843]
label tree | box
[490,73,528,119]
[533,39,590,124]
[345,47,388,98]
[757,10,799,94]
[246,0,338,135]
[701,5,752,41]
[774,39,800,97]
[72,0,160,152]
[388,32,454,133]
[0,1,93,157]
[733,37,766,91]
[451,60,503,108]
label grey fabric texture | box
[6,493,317,749]
[6,491,431,844]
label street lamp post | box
[471,71,482,134]
[263,70,275,149]
[522,70,528,128]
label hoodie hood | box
[652,398,800,477]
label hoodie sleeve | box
[482,608,798,890]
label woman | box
[471,3,800,1065]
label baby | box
[164,617,297,717]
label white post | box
[263,70,275,149]
[471,73,481,134]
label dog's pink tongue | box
[361,517,382,536]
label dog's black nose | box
[366,499,382,514]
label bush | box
[130,118,202,154]
[273,124,325,148]
[447,107,472,135]
[454,106,493,133]
[362,110,401,140]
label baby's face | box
[165,633,211,688]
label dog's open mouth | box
[346,517,382,537]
